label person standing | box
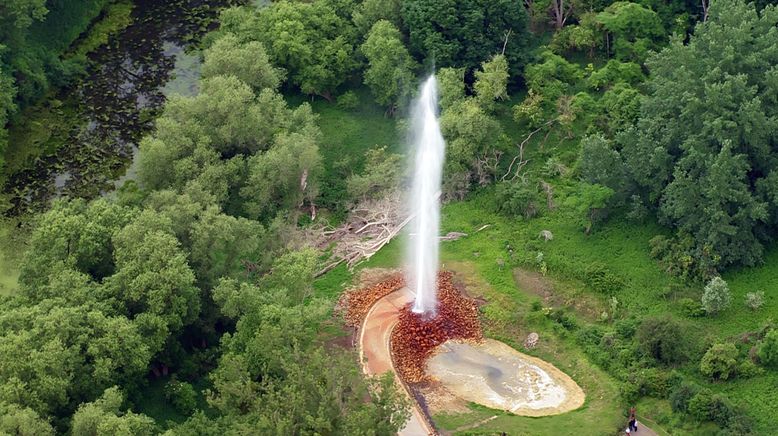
[628,407,638,432]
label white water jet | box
[407,75,446,315]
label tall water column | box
[407,75,446,315]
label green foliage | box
[440,98,507,196]
[0,401,54,436]
[596,2,665,61]
[579,135,625,193]
[678,298,706,318]
[346,146,402,202]
[164,380,198,416]
[352,0,402,35]
[473,54,509,112]
[744,291,765,311]
[202,34,285,92]
[336,91,359,110]
[636,317,688,365]
[550,13,602,56]
[495,180,544,219]
[250,1,359,98]
[701,276,732,315]
[700,343,738,380]
[524,51,583,101]
[583,263,624,295]
[361,20,417,109]
[71,387,156,436]
[564,183,615,234]
[436,67,465,111]
[587,60,645,90]
[400,0,529,77]
[757,329,778,368]
[619,0,778,271]
[241,132,322,220]
[670,381,701,413]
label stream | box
[3,0,236,216]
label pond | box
[3,0,236,216]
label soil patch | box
[513,268,605,321]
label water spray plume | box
[407,75,445,315]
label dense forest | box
[2,0,778,434]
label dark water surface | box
[4,0,235,215]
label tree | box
[71,387,156,436]
[202,34,286,91]
[361,20,417,109]
[579,135,626,193]
[701,276,732,315]
[440,98,507,188]
[241,132,323,220]
[436,67,466,111]
[347,146,403,201]
[253,1,359,99]
[757,330,778,368]
[618,0,778,270]
[401,0,530,77]
[596,2,665,61]
[473,54,509,112]
[352,0,403,40]
[0,401,54,436]
[700,343,738,380]
[636,317,688,365]
[565,183,614,234]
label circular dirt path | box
[359,287,435,435]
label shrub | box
[583,262,624,295]
[336,91,359,110]
[744,291,764,311]
[688,388,714,421]
[702,276,732,315]
[636,317,688,365]
[164,380,198,416]
[670,381,701,413]
[634,367,671,397]
[700,343,738,380]
[757,329,778,368]
[737,359,764,378]
[679,297,706,318]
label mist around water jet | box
[406,75,445,315]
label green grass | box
[286,86,400,216]
[0,220,26,296]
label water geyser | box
[407,75,446,315]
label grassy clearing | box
[286,86,400,215]
[0,220,27,296]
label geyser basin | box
[426,339,585,416]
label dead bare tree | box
[701,0,709,21]
[550,0,574,29]
[502,119,556,181]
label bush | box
[688,389,714,421]
[636,317,688,365]
[737,359,764,378]
[670,381,701,413]
[700,343,739,380]
[634,367,671,397]
[702,277,732,315]
[757,329,778,368]
[336,91,359,110]
[744,291,764,311]
[164,380,198,416]
[583,262,624,295]
[679,297,706,318]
